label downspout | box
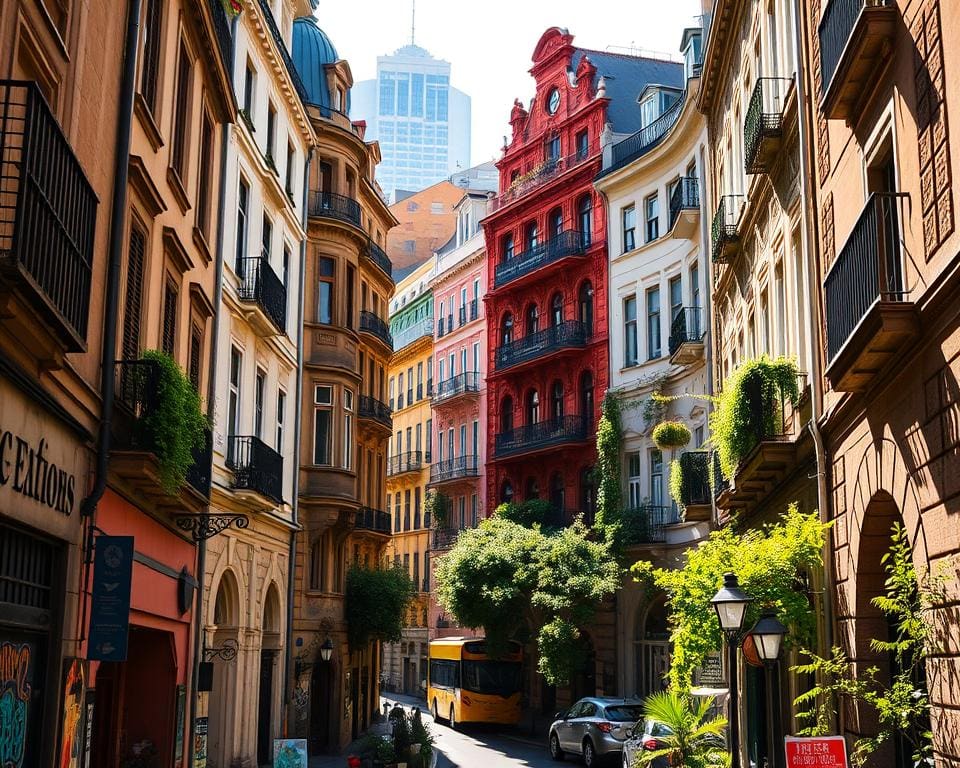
[792,0,835,655]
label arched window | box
[525,304,539,336]
[500,479,514,504]
[525,220,539,251]
[526,389,540,424]
[551,293,563,326]
[501,312,514,345]
[525,476,540,500]
[580,370,594,427]
[551,380,564,420]
[579,281,594,335]
[578,194,593,246]
[549,472,565,513]
[635,595,671,699]
[500,395,514,433]
[548,207,564,238]
[502,233,515,261]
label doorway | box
[309,660,333,755]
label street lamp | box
[751,610,787,768]
[711,573,753,768]
[320,637,334,663]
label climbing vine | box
[595,391,623,534]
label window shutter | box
[122,225,146,360]
[162,281,178,355]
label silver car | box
[621,718,673,768]
[548,697,646,766]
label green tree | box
[434,517,621,684]
[633,691,728,768]
[345,564,416,650]
[494,498,555,527]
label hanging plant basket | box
[651,420,691,451]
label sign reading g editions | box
[785,736,848,768]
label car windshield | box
[461,660,522,696]
[605,705,645,722]
[647,720,674,737]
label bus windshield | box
[461,660,522,696]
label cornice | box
[430,245,486,289]
[696,0,746,117]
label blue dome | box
[292,16,341,110]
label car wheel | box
[582,739,596,767]
[550,732,565,761]
[449,704,456,730]
[431,699,439,722]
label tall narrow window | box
[551,293,563,326]
[650,449,664,507]
[647,286,661,359]
[645,193,660,242]
[318,257,334,324]
[622,205,636,252]
[526,390,540,424]
[501,396,513,434]
[189,323,202,391]
[139,0,163,111]
[285,141,295,194]
[425,418,432,460]
[122,224,146,360]
[342,389,353,469]
[576,129,589,159]
[670,276,683,322]
[162,280,178,355]
[525,304,539,336]
[690,262,700,309]
[546,134,560,163]
[472,419,479,457]
[309,536,325,591]
[775,261,786,356]
[243,60,255,116]
[525,221,538,251]
[266,101,277,164]
[579,281,594,336]
[254,369,266,439]
[472,342,480,373]
[624,295,638,366]
[196,111,214,237]
[549,208,563,238]
[276,389,286,450]
[236,177,249,270]
[228,347,242,437]
[414,487,422,529]
[171,42,191,178]
[346,264,355,330]
[261,214,272,261]
[551,380,564,420]
[502,233,514,261]
[628,452,642,508]
[471,494,478,527]
[580,371,594,428]
[314,385,333,465]
[578,195,592,246]
[501,313,514,345]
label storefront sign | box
[58,659,86,768]
[193,717,208,768]
[695,653,724,686]
[785,736,848,768]
[88,536,134,662]
[0,641,33,768]
[273,739,308,768]
[0,430,77,516]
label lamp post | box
[711,572,753,768]
[320,637,334,663]
[751,610,787,768]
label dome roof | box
[292,16,340,109]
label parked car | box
[620,718,674,768]
[548,697,645,766]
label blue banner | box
[88,536,133,662]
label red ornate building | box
[483,27,683,524]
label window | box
[139,0,163,111]
[502,233,514,261]
[277,389,286,450]
[639,92,658,128]
[459,424,467,457]
[342,389,353,469]
[228,347,242,437]
[236,177,249,270]
[472,342,480,373]
[122,223,146,360]
[628,452,642,508]
[472,419,479,457]
[525,304,539,336]
[647,287,661,359]
[162,279,178,355]
[526,389,540,424]
[645,193,660,242]
[404,490,411,531]
[580,371,594,428]
[254,369,265,439]
[318,257,334,324]
[285,141,295,194]
[414,487,422,528]
[622,205,636,252]
[501,313,514,345]
[458,496,466,529]
[551,293,563,326]
[501,480,514,504]
[413,550,420,585]
[426,418,432,460]
[546,134,560,163]
[171,42,192,178]
[261,214,272,261]
[576,129,589,159]
[775,261,786,356]
[525,221,538,251]
[579,281,594,335]
[578,195,592,246]
[346,264,355,330]
[551,380,564,420]
[314,385,333,465]
[309,536,325,590]
[266,101,277,163]
[471,494,478,527]
[196,112,214,237]
[624,296,638,366]
[243,59,255,116]
[500,396,514,434]
[670,276,683,323]
[189,323,202,390]
[548,208,563,238]
[760,289,771,353]
[649,449,663,506]
[690,262,700,309]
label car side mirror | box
[554,710,567,721]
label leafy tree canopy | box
[345,564,416,650]
[495,498,556,528]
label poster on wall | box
[58,659,86,768]
[785,735,848,768]
[273,739,308,768]
[88,536,134,662]
[0,636,44,768]
[193,717,208,768]
[173,685,186,768]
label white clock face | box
[547,89,560,115]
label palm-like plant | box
[634,692,729,768]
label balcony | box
[354,506,392,536]
[360,310,393,349]
[744,78,788,175]
[392,316,433,351]
[621,505,673,546]
[494,415,588,458]
[676,451,716,521]
[226,435,284,504]
[364,240,393,280]
[388,451,423,477]
[0,81,97,353]
[711,195,743,264]
[824,193,918,392]
[458,306,467,326]
[432,528,460,551]
[603,98,685,176]
[493,230,586,289]
[668,177,700,239]
[489,143,597,213]
[235,256,287,335]
[432,372,480,405]
[668,307,705,365]
[495,320,588,372]
[309,191,362,229]
[429,455,480,485]
[819,0,897,121]
[358,395,392,429]
[185,427,213,498]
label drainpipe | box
[284,146,312,729]
[78,0,142,643]
[791,0,835,657]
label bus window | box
[462,659,522,696]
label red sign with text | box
[785,736,848,768]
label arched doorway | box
[257,585,282,765]
[208,570,241,767]
[634,595,670,699]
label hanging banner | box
[785,735,849,768]
[87,536,134,662]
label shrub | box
[390,706,412,758]
[495,498,555,527]
[345,565,416,650]
[652,421,692,451]
[411,708,434,765]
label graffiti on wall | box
[0,642,32,768]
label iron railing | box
[432,528,460,550]
[226,435,283,502]
[430,455,479,483]
[470,298,479,320]
[358,395,392,427]
[495,320,588,370]
[355,506,392,534]
[744,78,787,174]
[711,195,743,263]
[489,141,598,212]
[668,307,704,355]
[0,81,96,347]
[824,193,907,363]
[208,0,234,71]
[360,310,393,347]
[605,98,684,175]
[494,230,586,288]
[669,177,700,229]
[494,415,588,457]
[621,505,672,545]
[819,0,890,98]
[458,306,467,326]
[364,240,392,278]
[392,317,433,351]
[678,451,712,507]
[236,256,287,333]
[113,359,162,449]
[432,372,480,403]
[309,191,362,228]
[388,451,423,476]
[257,0,309,105]
[728,371,808,455]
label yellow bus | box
[427,638,523,728]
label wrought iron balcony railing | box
[458,306,467,326]
[430,455,479,483]
[824,193,908,363]
[358,395,392,427]
[309,190,362,228]
[355,506,392,534]
[113,359,162,448]
[360,310,393,348]
[236,256,287,333]
[744,78,787,175]
[392,317,433,351]
[495,320,588,370]
[364,240,392,279]
[669,177,700,229]
[711,195,743,263]
[0,81,97,349]
[621,504,673,545]
[819,0,893,105]
[388,451,423,476]
[226,435,283,502]
[604,97,684,176]
[432,372,480,404]
[494,229,586,288]
[489,142,598,212]
[668,307,704,355]
[257,0,308,105]
[494,415,588,458]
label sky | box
[313,0,705,165]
